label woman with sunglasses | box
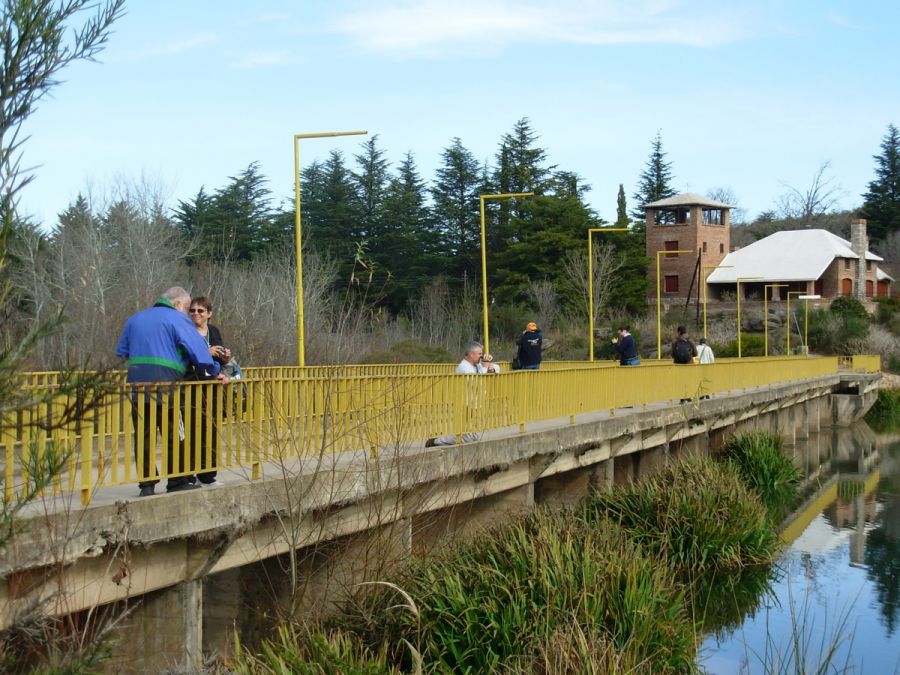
[187,297,231,486]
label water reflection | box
[700,422,900,674]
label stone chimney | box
[850,219,868,300]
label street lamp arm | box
[294,129,368,367]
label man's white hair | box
[161,286,190,303]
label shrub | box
[716,334,765,358]
[865,388,900,430]
[829,296,869,321]
[585,458,779,574]
[360,338,453,364]
[720,431,800,519]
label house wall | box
[816,258,877,298]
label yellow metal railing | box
[3,355,879,506]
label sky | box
[17,0,900,229]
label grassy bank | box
[230,437,797,674]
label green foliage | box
[631,130,676,221]
[360,339,453,365]
[174,163,278,262]
[230,624,400,675]
[585,458,779,573]
[716,334,765,357]
[381,510,697,674]
[860,123,900,242]
[829,295,869,321]
[721,431,801,519]
[807,308,869,355]
[865,388,900,431]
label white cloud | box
[330,0,750,56]
[125,32,219,59]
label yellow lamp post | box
[786,290,806,354]
[763,283,788,356]
[479,192,534,355]
[294,130,367,366]
[797,294,822,355]
[736,276,762,358]
[702,264,733,340]
[588,227,629,361]
[656,249,693,360]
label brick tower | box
[644,193,732,301]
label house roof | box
[878,267,894,282]
[707,229,884,284]
[643,192,734,209]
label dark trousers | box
[130,386,192,489]
[188,384,219,483]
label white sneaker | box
[202,480,224,487]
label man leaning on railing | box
[115,287,229,497]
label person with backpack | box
[671,326,697,364]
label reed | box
[585,458,779,574]
[721,431,801,518]
[346,508,698,674]
[230,623,401,675]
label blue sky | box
[18,0,900,228]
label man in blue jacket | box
[116,287,227,496]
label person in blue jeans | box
[516,321,543,370]
[612,325,640,365]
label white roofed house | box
[706,219,892,302]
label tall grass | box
[350,509,698,674]
[585,458,779,574]
[232,450,795,672]
[721,431,801,520]
[230,624,401,675]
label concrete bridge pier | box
[118,578,203,673]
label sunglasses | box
[188,308,207,314]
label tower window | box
[664,275,679,293]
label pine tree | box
[377,152,434,311]
[861,123,900,242]
[303,150,363,280]
[173,163,275,262]
[352,135,390,240]
[631,131,676,221]
[431,137,484,285]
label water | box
[700,423,900,674]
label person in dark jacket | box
[116,287,227,497]
[611,325,640,365]
[187,296,231,486]
[516,322,543,370]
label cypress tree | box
[616,183,629,227]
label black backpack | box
[673,338,693,364]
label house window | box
[719,243,724,253]
[702,241,707,253]
[664,275,679,293]
[664,240,679,258]
[702,208,722,225]
[844,259,851,270]
[867,261,872,271]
